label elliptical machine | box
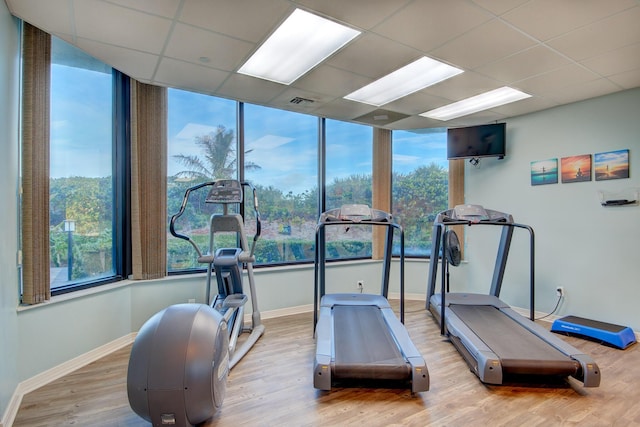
[127,179,265,426]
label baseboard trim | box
[2,333,135,427]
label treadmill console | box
[338,204,372,221]
[449,204,511,223]
[453,204,489,222]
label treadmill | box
[313,205,429,393]
[426,205,600,387]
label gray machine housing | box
[127,304,229,426]
[313,205,429,393]
[128,180,265,426]
[426,205,600,387]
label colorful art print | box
[561,154,591,183]
[594,149,630,181]
[530,158,558,186]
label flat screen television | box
[447,123,506,160]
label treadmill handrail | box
[430,216,535,335]
[313,209,405,334]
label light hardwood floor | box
[13,300,640,426]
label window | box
[243,104,319,264]
[325,119,373,259]
[48,37,117,292]
[392,128,449,256]
[166,89,237,272]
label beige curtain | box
[130,80,168,279]
[448,159,466,258]
[372,128,392,260]
[21,23,51,305]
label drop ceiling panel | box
[76,38,160,81]
[216,74,287,104]
[501,0,637,41]
[6,0,640,130]
[154,58,230,93]
[430,18,537,70]
[581,43,640,77]
[516,64,601,95]
[475,45,573,83]
[292,65,372,98]
[179,0,291,43]
[7,0,71,34]
[74,0,173,54]
[547,7,640,61]
[545,78,623,105]
[326,33,422,79]
[384,92,453,115]
[107,0,181,19]
[490,95,558,116]
[422,71,503,102]
[609,69,640,89]
[296,0,411,30]
[312,98,376,122]
[386,115,446,130]
[373,0,493,53]
[164,23,254,71]
[470,0,529,16]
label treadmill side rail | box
[442,304,503,384]
[380,309,429,392]
[500,307,601,386]
[314,306,333,390]
[572,354,601,387]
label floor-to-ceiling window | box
[392,128,449,256]
[49,37,116,291]
[324,119,374,259]
[243,104,319,264]
[166,89,237,271]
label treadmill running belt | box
[450,304,579,376]
[333,305,409,380]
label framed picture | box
[594,149,630,181]
[531,158,558,186]
[561,154,591,183]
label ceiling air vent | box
[290,96,315,105]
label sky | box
[50,65,448,195]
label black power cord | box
[535,295,562,321]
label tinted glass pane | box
[166,89,237,271]
[392,128,449,256]
[244,104,318,264]
[325,120,373,258]
[49,38,114,288]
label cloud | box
[174,123,219,140]
[246,134,294,151]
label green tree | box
[172,125,260,180]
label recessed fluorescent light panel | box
[238,9,360,85]
[344,57,463,106]
[421,86,531,121]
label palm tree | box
[173,125,260,180]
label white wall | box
[0,3,21,422]
[463,88,640,331]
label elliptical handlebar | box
[245,182,261,259]
[169,179,262,261]
[169,181,213,258]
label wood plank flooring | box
[13,300,640,426]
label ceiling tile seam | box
[100,0,177,20]
[491,15,621,87]
[366,0,422,33]
[68,0,77,43]
[149,0,186,85]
